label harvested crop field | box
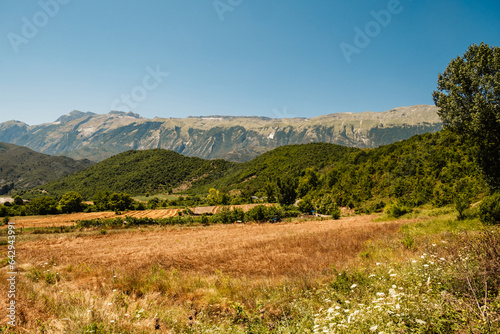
[0,214,419,332]
[19,215,404,278]
[9,204,273,228]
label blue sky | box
[0,0,499,125]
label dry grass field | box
[0,214,407,332]
[0,208,497,333]
[9,204,272,228]
[19,215,403,277]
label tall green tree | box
[433,42,500,189]
[276,176,298,206]
[109,193,134,211]
[59,191,84,213]
[27,196,58,215]
[93,191,111,211]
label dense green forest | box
[0,142,94,194]
[0,129,493,221]
[193,131,488,213]
[38,149,235,199]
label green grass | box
[132,194,180,202]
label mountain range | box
[0,142,94,194]
[0,105,442,162]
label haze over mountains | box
[0,105,441,162]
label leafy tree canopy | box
[433,42,500,188]
[59,191,83,213]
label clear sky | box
[0,0,499,125]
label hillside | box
[40,149,235,198]
[208,131,487,209]
[38,130,487,212]
[0,105,442,162]
[0,142,94,194]
[206,142,361,191]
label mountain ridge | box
[0,105,442,162]
[0,142,95,194]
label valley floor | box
[0,209,498,333]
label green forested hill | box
[0,142,95,194]
[38,130,488,210]
[319,131,487,209]
[40,149,235,198]
[199,131,487,210]
[204,142,361,191]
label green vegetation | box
[479,192,500,225]
[0,130,491,219]
[207,142,358,194]
[0,142,94,194]
[39,149,235,198]
[433,42,500,189]
[75,205,301,228]
[196,131,487,215]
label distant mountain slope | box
[0,142,95,194]
[0,105,442,162]
[40,149,235,198]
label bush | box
[330,205,341,219]
[479,192,500,225]
[315,195,341,218]
[210,207,245,224]
[59,191,84,213]
[245,205,267,222]
[386,201,412,218]
[367,200,386,213]
[455,193,471,220]
[297,197,314,213]
[27,196,59,215]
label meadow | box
[1,206,498,333]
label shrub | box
[59,191,84,213]
[316,194,340,218]
[297,197,314,213]
[367,200,386,213]
[330,205,341,219]
[2,216,9,225]
[0,206,8,217]
[245,205,267,222]
[13,196,23,206]
[386,201,412,218]
[479,192,500,225]
[455,193,471,220]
